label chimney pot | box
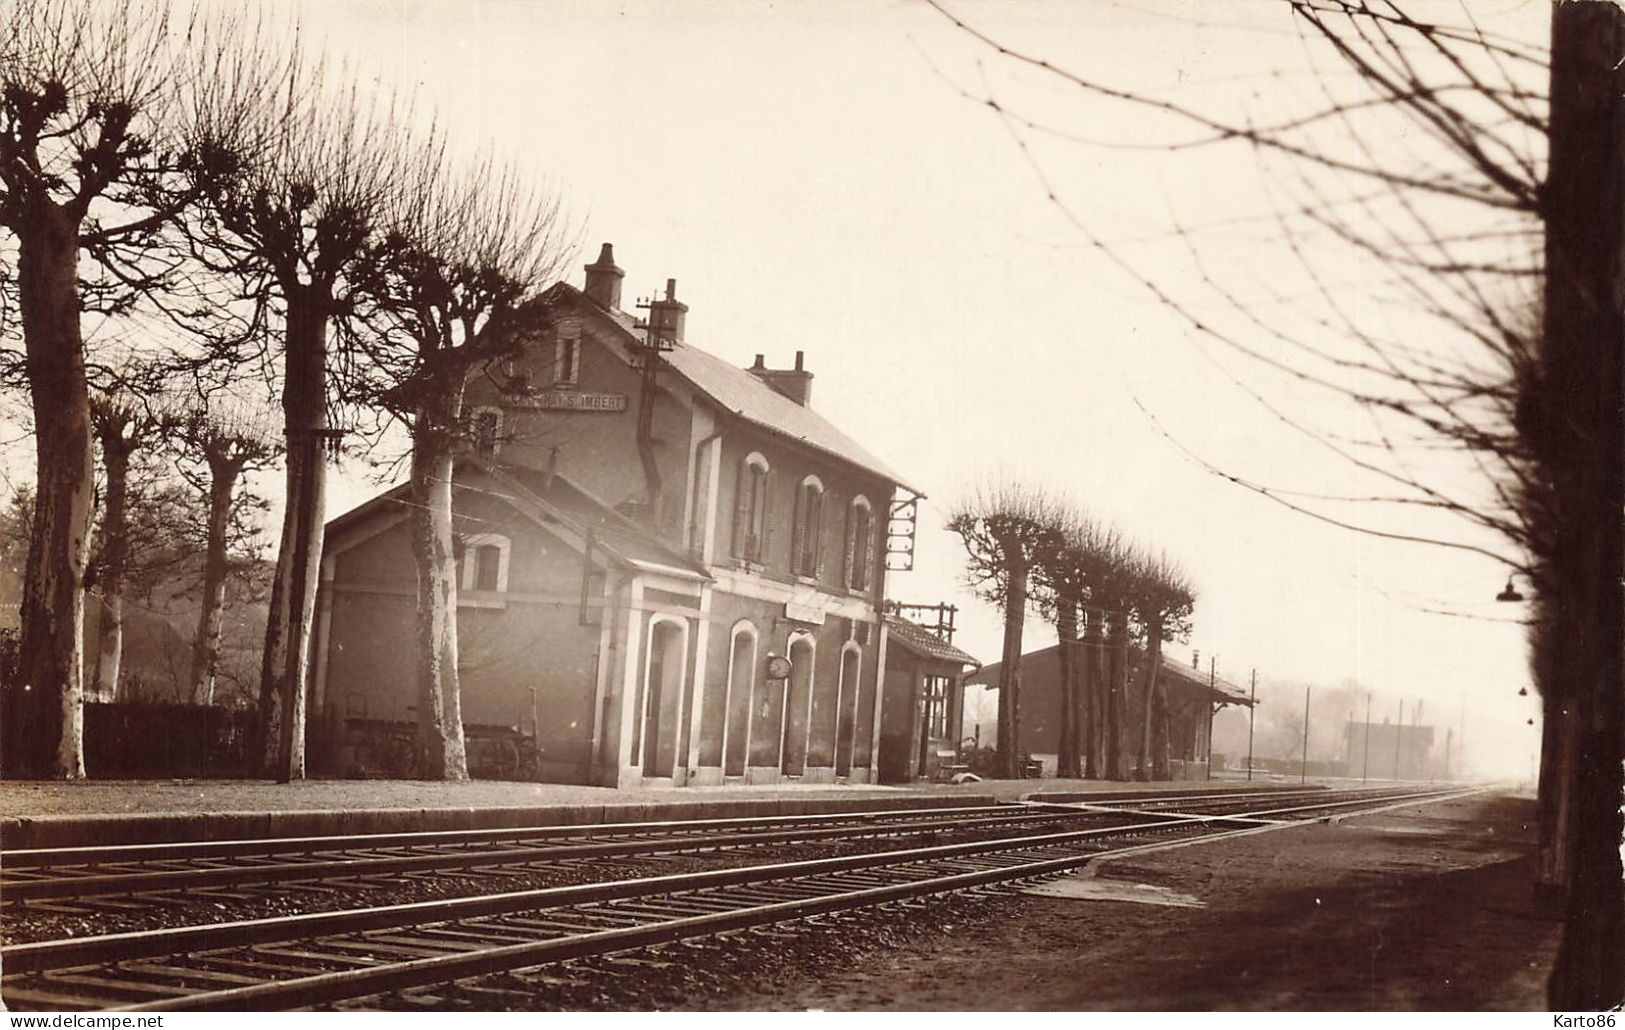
[646,275,688,344]
[583,242,624,310]
[746,352,814,407]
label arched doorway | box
[781,635,815,775]
[640,618,687,778]
[723,623,756,777]
[835,645,861,777]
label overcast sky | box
[18,0,1551,777]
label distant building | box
[314,245,974,787]
[1344,720,1436,780]
[965,646,1253,779]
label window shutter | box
[760,472,776,562]
[790,484,806,574]
[863,516,877,590]
[810,491,826,579]
[731,462,751,558]
[842,505,857,589]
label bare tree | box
[0,0,205,776]
[928,0,1618,1004]
[1126,550,1196,781]
[181,59,420,780]
[948,482,1064,778]
[174,401,277,706]
[1032,509,1132,780]
[347,156,572,780]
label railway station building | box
[313,245,962,787]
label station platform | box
[0,774,1309,849]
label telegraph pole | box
[1393,698,1404,781]
[1246,668,1256,782]
[1300,685,1310,784]
[1362,692,1371,783]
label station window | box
[791,476,824,579]
[555,330,581,386]
[731,453,771,563]
[844,495,872,591]
[457,533,511,598]
[924,675,950,739]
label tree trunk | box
[1151,679,1171,780]
[1135,619,1164,781]
[1532,3,1625,1006]
[408,420,468,781]
[1054,598,1080,778]
[1104,611,1126,780]
[1081,609,1103,779]
[1535,3,1625,1008]
[91,434,132,701]
[10,198,92,780]
[258,287,330,783]
[190,454,240,705]
[995,549,1028,780]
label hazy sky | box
[24,1,1553,777]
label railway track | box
[0,783,1486,1012]
[0,785,1348,907]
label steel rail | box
[0,784,1479,1012]
[1,804,1024,869]
[128,784,1477,1012]
[1,807,1234,975]
[128,833,1200,1012]
[1,807,1134,902]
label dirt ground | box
[697,792,1559,1011]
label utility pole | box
[1362,692,1371,783]
[1205,655,1217,781]
[1246,668,1256,782]
[1393,698,1404,781]
[1300,685,1311,784]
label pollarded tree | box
[174,401,278,706]
[1126,550,1196,782]
[347,155,571,780]
[85,374,180,701]
[181,61,421,781]
[1039,515,1139,780]
[948,481,1065,779]
[0,0,254,776]
[1,0,163,776]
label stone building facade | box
[313,245,937,787]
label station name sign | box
[507,391,628,413]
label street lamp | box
[1496,575,1524,602]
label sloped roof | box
[553,282,918,493]
[485,460,705,578]
[1159,653,1253,704]
[885,614,981,668]
[967,642,1254,707]
[323,459,705,580]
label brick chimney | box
[583,242,624,310]
[645,278,687,345]
[748,351,814,407]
